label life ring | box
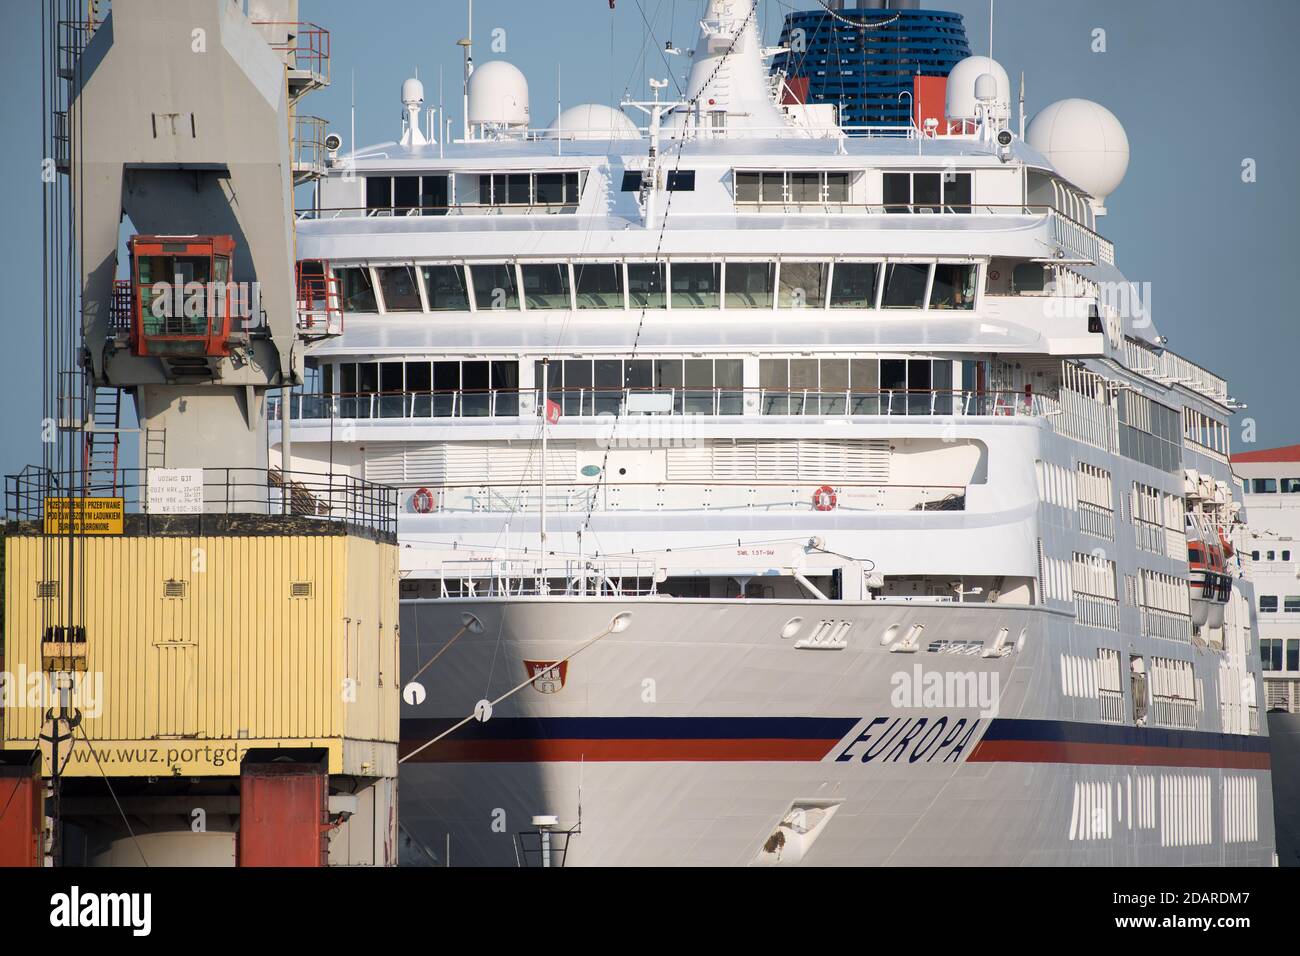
[812,485,837,512]
[411,487,435,514]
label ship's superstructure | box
[273,0,1270,865]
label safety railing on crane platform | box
[4,465,396,536]
[252,20,331,87]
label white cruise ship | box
[274,0,1272,865]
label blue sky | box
[1,0,1296,479]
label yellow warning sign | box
[43,497,124,535]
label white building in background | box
[1235,445,1300,711]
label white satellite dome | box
[945,56,1011,121]
[401,76,424,108]
[545,104,640,141]
[1026,98,1130,213]
[467,61,530,128]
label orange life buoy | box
[411,487,435,514]
[813,485,837,512]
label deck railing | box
[5,466,395,535]
[270,388,1052,422]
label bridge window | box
[574,263,624,309]
[881,262,930,309]
[421,265,470,311]
[628,262,667,309]
[620,171,643,192]
[666,170,695,191]
[376,265,421,312]
[725,262,774,308]
[779,262,829,308]
[469,263,519,310]
[1250,478,1277,493]
[521,263,571,309]
[670,262,720,308]
[337,267,377,312]
[930,263,977,310]
[1261,595,1278,613]
[1261,639,1282,671]
[884,171,973,213]
[829,262,880,308]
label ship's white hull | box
[396,597,1274,866]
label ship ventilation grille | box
[162,580,188,598]
[667,439,889,482]
[290,581,314,598]
[366,441,578,484]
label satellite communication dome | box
[545,104,641,140]
[1026,98,1130,213]
[467,61,530,127]
[945,56,1010,120]
[401,77,425,108]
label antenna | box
[459,0,474,140]
[989,0,994,61]
[1018,70,1025,138]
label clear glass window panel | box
[760,359,788,415]
[535,173,565,205]
[850,358,879,414]
[520,264,571,309]
[594,359,622,415]
[376,266,422,312]
[944,172,972,212]
[393,176,419,212]
[736,171,761,202]
[506,174,531,204]
[912,174,941,211]
[725,262,774,308]
[716,358,743,414]
[357,362,379,393]
[628,263,667,308]
[790,172,821,203]
[564,172,581,204]
[574,263,623,309]
[421,265,470,311]
[830,262,880,308]
[684,359,714,414]
[930,263,976,310]
[432,361,460,417]
[882,262,930,309]
[820,359,848,415]
[406,362,431,416]
[478,174,494,204]
[1282,478,1300,493]
[470,264,519,311]
[883,172,910,212]
[625,359,652,389]
[421,175,449,214]
[670,262,720,309]
[461,361,491,416]
[779,262,828,308]
[760,172,785,203]
[563,359,592,416]
[365,176,391,210]
[825,172,850,203]
[491,361,518,416]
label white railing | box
[1078,501,1115,540]
[1098,688,1126,724]
[1141,606,1192,642]
[435,558,658,598]
[1075,593,1120,631]
[404,481,967,516]
[1151,696,1200,730]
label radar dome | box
[1026,98,1129,213]
[401,77,425,107]
[467,61,530,128]
[545,104,640,141]
[945,56,1010,120]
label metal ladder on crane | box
[83,386,122,494]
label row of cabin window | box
[1247,477,1300,494]
[364,172,582,213]
[1259,595,1300,613]
[732,170,974,211]
[1261,639,1300,672]
[1252,549,1293,562]
[317,356,974,418]
[334,260,980,314]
